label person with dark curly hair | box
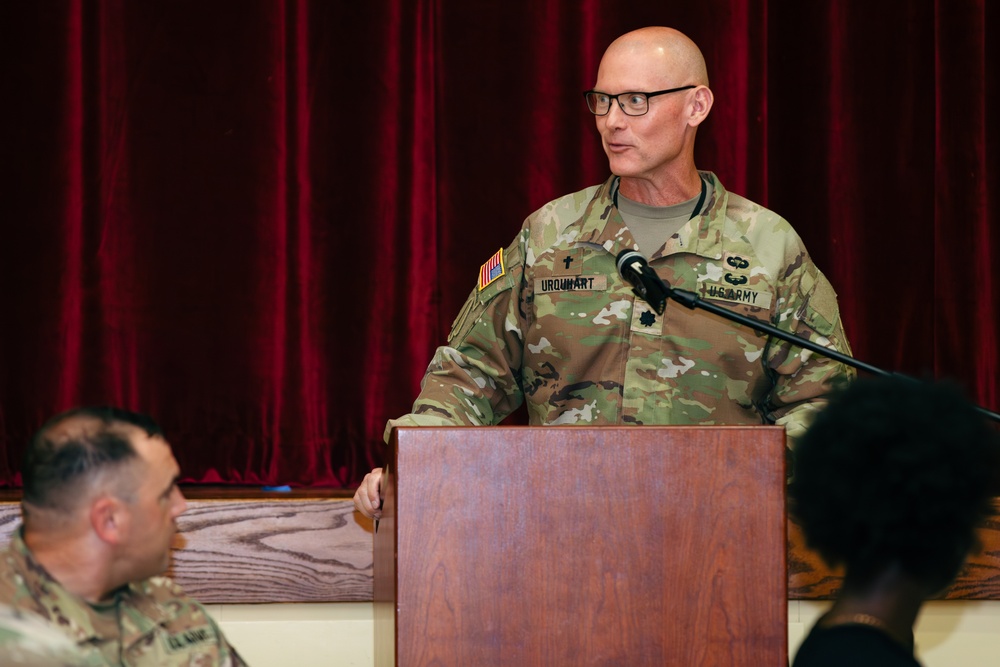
[789,376,1000,666]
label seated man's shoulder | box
[134,575,226,628]
[0,550,48,615]
[136,575,198,605]
[129,577,246,664]
[0,603,91,666]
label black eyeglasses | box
[583,85,697,116]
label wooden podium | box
[374,426,788,666]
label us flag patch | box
[478,248,505,291]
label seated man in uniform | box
[0,406,246,666]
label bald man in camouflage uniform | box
[0,407,246,666]
[355,26,854,519]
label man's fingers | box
[368,468,383,506]
[353,468,384,519]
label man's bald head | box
[22,407,164,518]
[591,27,714,199]
[600,27,709,88]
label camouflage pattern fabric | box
[0,530,247,666]
[387,172,855,447]
[0,603,89,666]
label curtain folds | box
[1,1,996,487]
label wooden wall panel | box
[0,494,997,604]
[0,494,375,604]
[788,499,1000,600]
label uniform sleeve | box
[384,234,528,442]
[764,261,856,448]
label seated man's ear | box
[90,495,129,545]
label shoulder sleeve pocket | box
[447,240,522,345]
[798,268,842,337]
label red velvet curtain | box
[1,1,996,488]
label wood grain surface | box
[788,498,1000,600]
[0,495,375,604]
[0,493,997,604]
[377,426,789,667]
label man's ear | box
[688,86,714,127]
[90,495,128,545]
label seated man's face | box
[117,430,187,582]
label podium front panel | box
[374,426,787,666]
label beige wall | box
[218,600,1000,665]
[791,600,1000,665]
[212,603,373,666]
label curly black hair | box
[789,376,1000,590]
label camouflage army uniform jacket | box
[388,172,854,446]
[0,529,246,666]
[0,602,89,666]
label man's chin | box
[146,550,174,580]
[606,157,641,178]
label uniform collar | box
[572,172,728,261]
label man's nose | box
[173,488,188,516]
[604,100,629,127]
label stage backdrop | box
[1,1,996,487]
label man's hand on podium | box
[354,467,384,520]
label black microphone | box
[616,249,669,315]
